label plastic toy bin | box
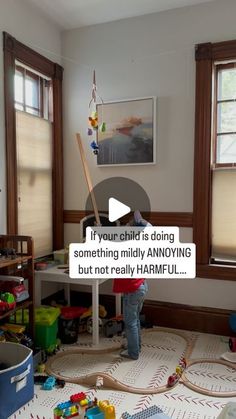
[0,342,34,419]
[58,306,86,344]
[13,306,60,349]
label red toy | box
[0,281,29,302]
[229,337,236,352]
[167,373,179,387]
[0,293,16,313]
[70,392,87,403]
[167,358,186,387]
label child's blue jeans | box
[123,281,148,359]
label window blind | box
[211,169,236,260]
[16,111,53,258]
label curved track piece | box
[182,359,236,397]
[46,365,170,395]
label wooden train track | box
[46,328,190,395]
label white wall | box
[0,0,61,233]
[62,0,236,310]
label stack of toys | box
[0,323,33,347]
[78,305,107,334]
[58,306,87,344]
[0,275,29,302]
[53,392,115,419]
[11,306,60,351]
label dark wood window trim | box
[213,63,236,168]
[3,32,64,250]
[194,39,236,281]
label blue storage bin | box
[0,342,34,419]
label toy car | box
[167,373,179,387]
[103,317,124,338]
[179,358,186,369]
[43,376,56,390]
[35,375,65,388]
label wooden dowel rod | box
[76,133,101,226]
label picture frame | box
[96,96,156,166]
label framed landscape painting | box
[96,97,156,166]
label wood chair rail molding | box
[63,210,193,227]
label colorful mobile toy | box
[90,140,99,155]
[88,70,106,154]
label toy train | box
[167,358,186,387]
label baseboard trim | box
[142,300,232,336]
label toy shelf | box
[0,235,35,339]
[0,300,33,321]
[0,255,32,269]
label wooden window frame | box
[3,32,64,250]
[15,64,44,117]
[194,40,236,281]
[213,63,236,168]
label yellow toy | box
[98,400,116,419]
[80,304,107,320]
[88,111,98,129]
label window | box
[13,64,53,256]
[14,64,51,119]
[211,64,236,265]
[4,32,64,256]
[214,64,236,166]
[194,40,236,280]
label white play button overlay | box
[108,197,131,222]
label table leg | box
[115,294,122,316]
[92,280,99,346]
[64,283,70,305]
[35,277,41,306]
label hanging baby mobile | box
[87,70,106,155]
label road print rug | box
[9,328,236,419]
